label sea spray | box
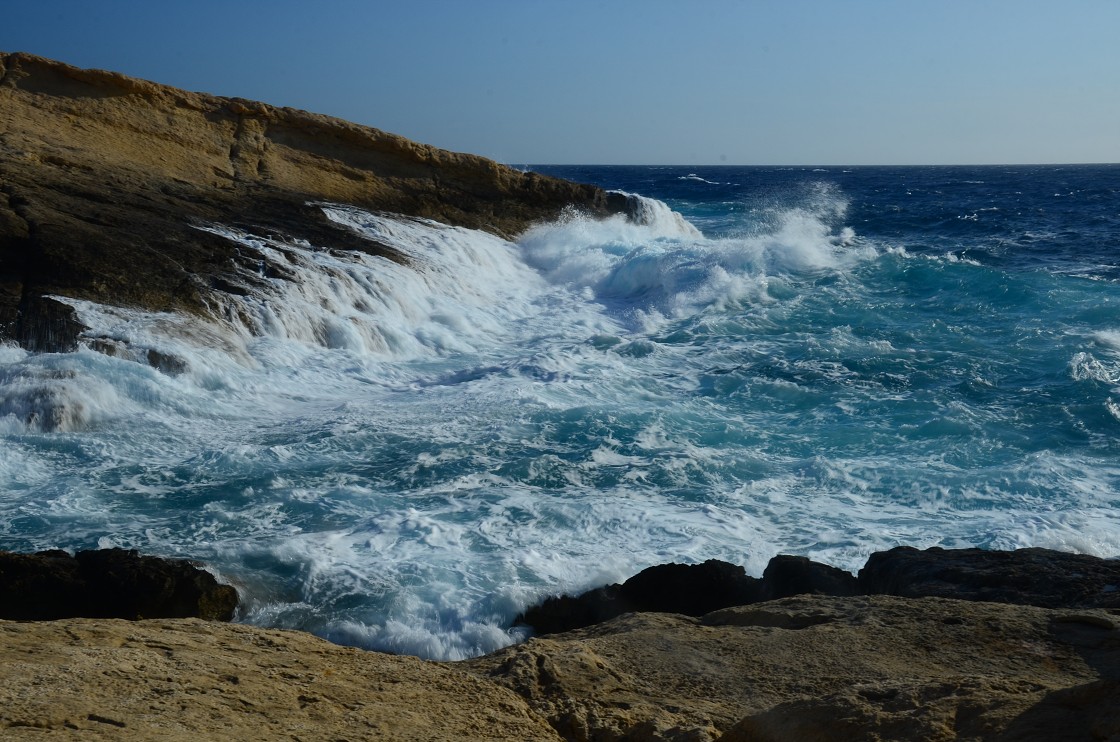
[2,165,1120,659]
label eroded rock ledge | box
[0,52,626,351]
[2,546,1118,741]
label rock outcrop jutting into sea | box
[0,52,625,352]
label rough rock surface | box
[0,52,625,351]
[860,545,1120,609]
[0,617,562,741]
[2,557,1120,740]
[521,548,1120,635]
[519,559,763,636]
[0,548,238,621]
[760,553,861,600]
[6,594,1107,741]
[470,595,1120,742]
[521,555,862,635]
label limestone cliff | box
[0,52,623,351]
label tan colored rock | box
[0,52,624,350]
[2,595,1118,741]
[0,617,561,741]
[466,595,1120,741]
[0,52,609,232]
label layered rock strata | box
[0,52,625,351]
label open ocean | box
[2,164,1119,660]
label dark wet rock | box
[10,295,85,353]
[858,546,1120,609]
[520,548,1120,636]
[520,555,861,635]
[619,559,763,614]
[0,548,238,620]
[760,554,860,600]
[0,52,625,351]
[519,559,762,635]
[516,584,627,637]
[145,348,188,375]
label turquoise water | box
[1,165,1119,658]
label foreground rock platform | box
[2,594,1117,741]
[0,52,626,351]
[0,617,561,741]
[473,595,1120,742]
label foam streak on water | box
[2,165,1120,659]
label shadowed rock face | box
[518,548,1119,635]
[858,546,1120,609]
[518,559,764,635]
[0,548,238,621]
[0,52,625,351]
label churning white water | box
[3,173,1120,658]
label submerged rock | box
[0,548,238,620]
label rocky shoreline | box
[2,54,1119,740]
[0,52,628,353]
[2,546,1118,740]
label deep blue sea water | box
[1,164,1119,659]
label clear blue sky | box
[3,1,1117,165]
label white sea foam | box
[0,352,128,433]
[612,191,704,239]
[3,191,1120,661]
[196,213,555,360]
[678,174,722,185]
[1070,351,1120,385]
[519,191,863,331]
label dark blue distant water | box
[2,164,1119,659]
[534,164,1120,276]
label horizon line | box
[520,162,1120,169]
